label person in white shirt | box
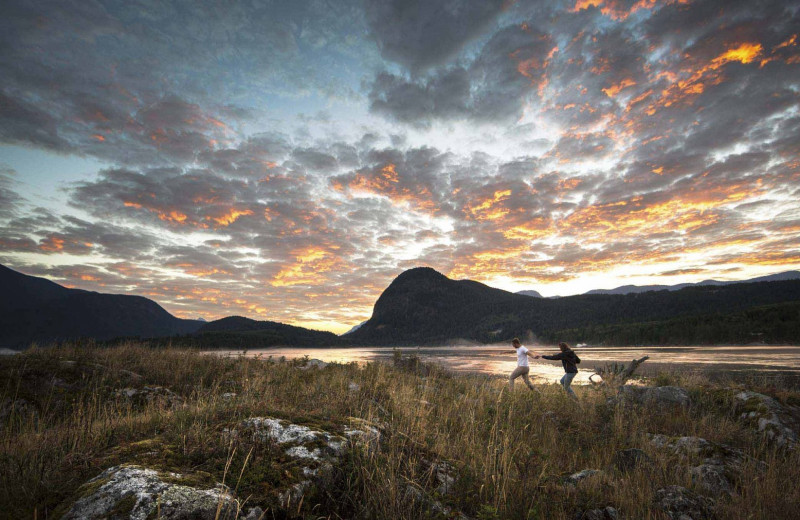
[509,337,536,391]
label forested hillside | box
[347,268,800,345]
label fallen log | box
[591,355,649,385]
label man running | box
[509,337,536,391]
[537,342,580,400]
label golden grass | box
[1,343,798,519]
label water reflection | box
[206,345,800,385]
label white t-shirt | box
[516,346,529,367]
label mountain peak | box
[394,267,448,282]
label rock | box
[239,417,377,507]
[563,469,603,485]
[61,465,238,520]
[616,385,691,408]
[612,448,652,472]
[421,459,457,495]
[735,391,798,448]
[220,392,237,401]
[115,386,184,408]
[243,506,264,520]
[344,417,383,453]
[348,381,360,392]
[690,461,733,496]
[574,506,619,520]
[649,434,745,496]
[649,434,744,463]
[404,485,470,520]
[654,485,715,520]
[298,358,328,370]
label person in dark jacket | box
[537,342,580,399]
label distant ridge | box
[0,264,202,348]
[187,316,342,347]
[584,271,800,295]
[516,290,543,298]
[347,267,800,345]
[342,321,367,336]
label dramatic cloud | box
[1,0,799,332]
[364,0,507,71]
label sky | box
[1,0,799,333]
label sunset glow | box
[1,0,799,334]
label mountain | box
[0,264,203,348]
[585,271,800,295]
[516,290,543,298]
[186,316,342,347]
[346,267,536,345]
[342,321,366,336]
[346,267,800,346]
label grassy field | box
[1,343,799,519]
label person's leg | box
[562,372,578,399]
[509,366,525,390]
[521,367,535,390]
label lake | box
[206,345,800,385]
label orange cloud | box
[469,189,512,220]
[339,163,437,214]
[272,246,344,287]
[602,78,636,98]
[210,208,253,227]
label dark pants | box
[560,372,577,399]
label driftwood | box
[591,356,649,386]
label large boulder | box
[237,416,380,507]
[616,385,690,409]
[562,469,603,486]
[60,465,242,520]
[114,386,184,409]
[650,434,746,496]
[574,506,619,520]
[654,485,715,520]
[612,448,652,472]
[735,391,798,448]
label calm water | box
[206,345,800,385]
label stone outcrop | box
[563,469,603,486]
[615,385,691,409]
[237,416,380,507]
[611,448,652,472]
[735,391,798,448]
[60,465,244,520]
[574,506,619,520]
[654,485,715,520]
[650,434,746,496]
[114,386,184,408]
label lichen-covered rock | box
[735,391,798,448]
[114,386,184,408]
[574,506,619,520]
[298,358,328,370]
[649,434,745,496]
[616,385,690,409]
[239,416,377,507]
[612,448,652,472]
[61,465,240,520]
[654,485,715,520]
[404,485,470,520]
[421,459,458,495]
[563,469,603,486]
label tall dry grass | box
[1,343,798,519]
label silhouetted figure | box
[539,342,580,400]
[509,337,536,391]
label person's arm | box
[526,350,539,360]
[541,352,565,360]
